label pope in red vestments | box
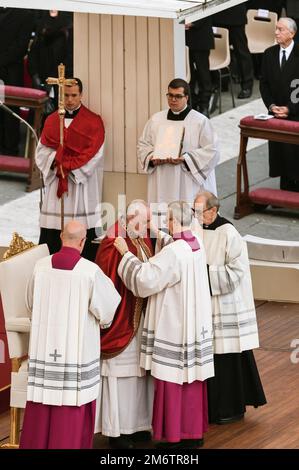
[97,218,153,360]
[95,202,154,448]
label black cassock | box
[204,215,267,424]
[260,44,299,189]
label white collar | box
[171,104,188,115]
[280,40,294,54]
[65,104,82,114]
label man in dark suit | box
[286,1,299,41]
[213,4,254,99]
[260,17,299,191]
[247,1,284,17]
[246,1,285,80]
[0,8,33,155]
[28,10,73,105]
[185,17,214,116]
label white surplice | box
[95,247,153,437]
[203,223,260,354]
[36,118,104,230]
[26,256,121,406]
[118,239,214,385]
[94,320,154,436]
[138,109,220,207]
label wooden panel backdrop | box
[74,13,175,203]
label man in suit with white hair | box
[260,17,299,191]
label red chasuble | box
[41,105,105,197]
[95,221,153,359]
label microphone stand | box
[0,100,38,144]
[0,99,44,209]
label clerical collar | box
[172,104,188,115]
[203,214,233,230]
[167,105,192,121]
[64,105,81,119]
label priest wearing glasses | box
[138,78,220,227]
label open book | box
[154,122,185,160]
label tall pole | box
[46,64,77,230]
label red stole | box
[41,105,105,198]
[95,221,153,359]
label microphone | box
[0,99,39,144]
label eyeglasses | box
[192,207,212,215]
[166,93,186,100]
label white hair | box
[195,191,220,210]
[279,17,298,34]
[168,201,193,226]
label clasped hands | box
[150,156,185,166]
[271,106,289,119]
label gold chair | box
[209,27,235,114]
[0,236,49,448]
[246,9,277,54]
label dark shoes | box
[109,435,135,449]
[280,176,299,192]
[237,88,252,99]
[155,438,204,449]
[109,431,152,449]
[130,431,152,443]
[215,413,244,425]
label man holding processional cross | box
[36,64,105,261]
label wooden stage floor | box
[1,300,299,449]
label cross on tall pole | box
[46,64,77,231]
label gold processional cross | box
[46,64,77,230]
